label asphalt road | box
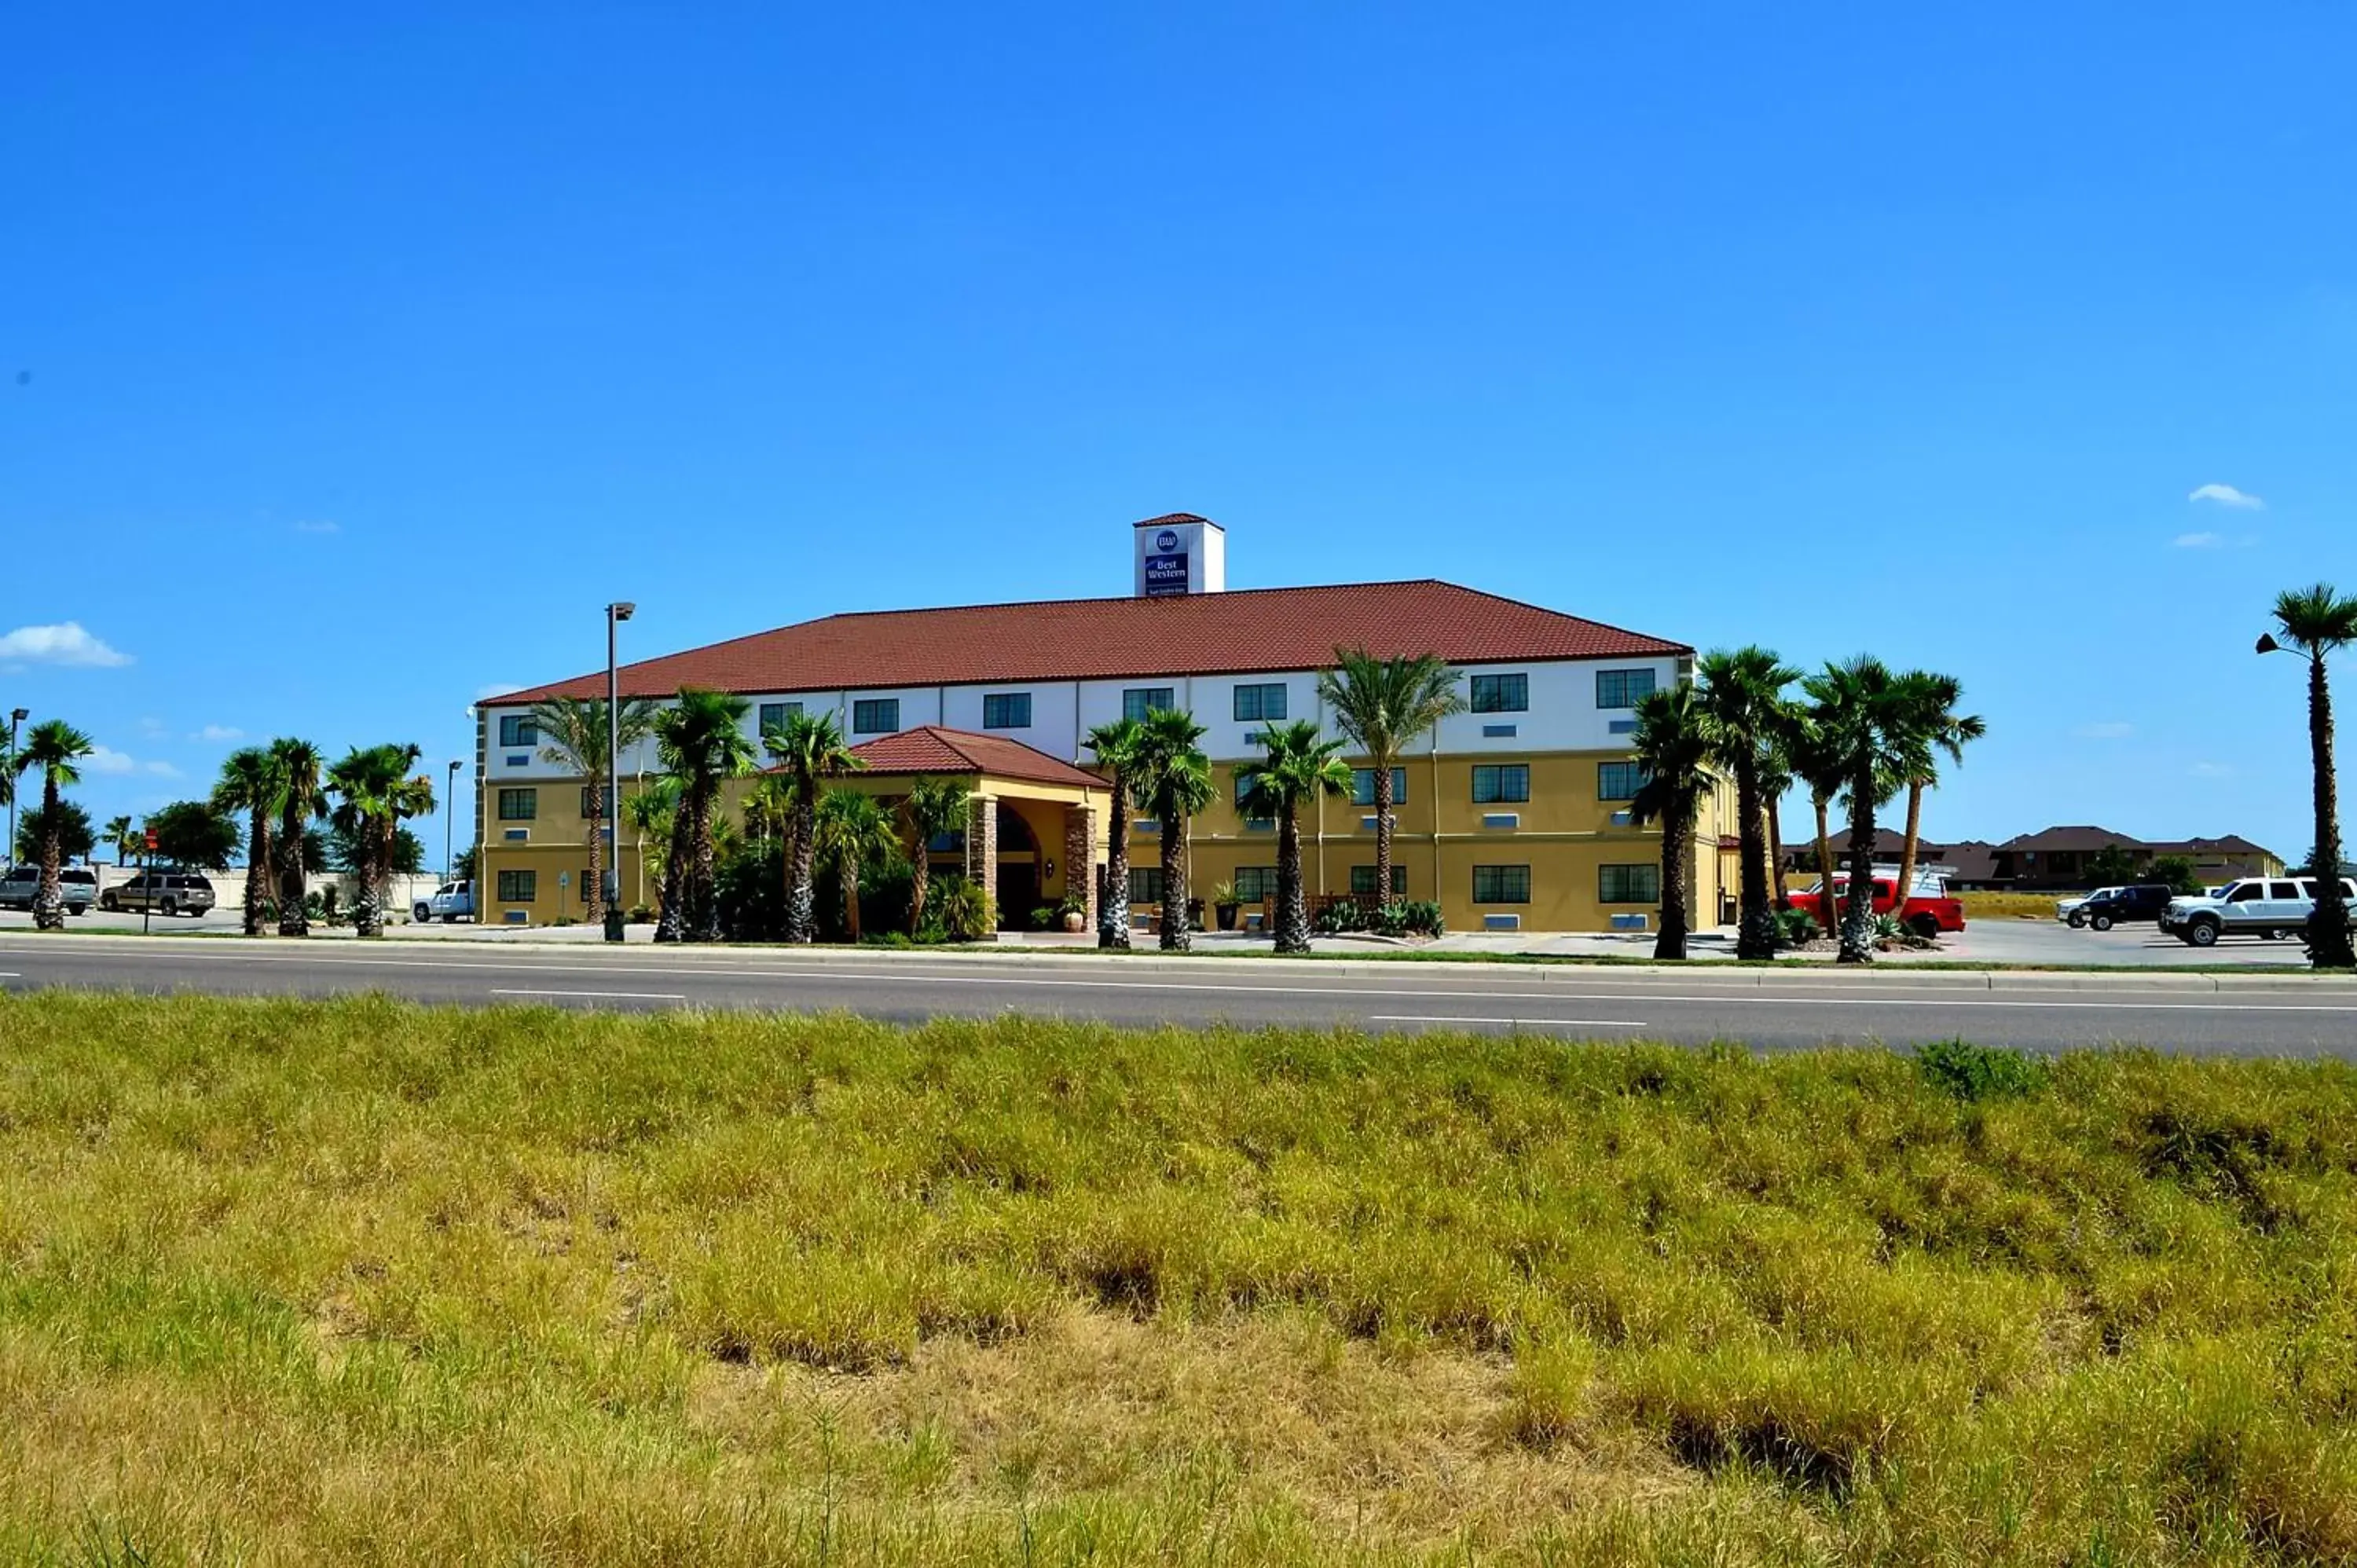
[3,935,2354,1053]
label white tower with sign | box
[1131,513,1227,598]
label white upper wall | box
[478,652,1686,781]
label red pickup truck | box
[1783,873,1967,938]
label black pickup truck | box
[2069,884,2175,930]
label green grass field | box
[2,995,2354,1566]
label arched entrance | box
[994,801,1039,927]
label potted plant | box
[1211,881,1241,932]
[1058,891,1088,933]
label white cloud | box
[2188,483,2264,510]
[294,519,341,534]
[84,745,181,779]
[0,621,132,667]
[192,724,244,743]
[2190,760,2234,779]
[2173,532,2223,549]
[2075,721,2134,739]
[137,716,167,738]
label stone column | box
[1063,802,1098,930]
[967,796,999,918]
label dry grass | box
[2,994,2355,1565]
[1957,891,2078,919]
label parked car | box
[100,871,218,917]
[2068,884,2176,931]
[2056,888,2117,925]
[0,864,97,914]
[412,880,475,923]
[1785,869,1967,939]
[2159,877,2357,947]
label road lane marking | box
[1371,1014,1648,1028]
[490,987,687,1001]
[3,946,2355,1013]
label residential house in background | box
[1983,826,2283,889]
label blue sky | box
[4,4,2352,861]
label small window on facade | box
[1232,683,1287,723]
[1233,866,1279,902]
[1351,768,1409,805]
[1233,772,1271,824]
[983,693,1032,730]
[497,870,537,902]
[497,714,538,747]
[852,698,900,735]
[1473,864,1531,903]
[497,788,537,821]
[1597,761,1649,801]
[1469,673,1528,713]
[1122,687,1177,723]
[1596,669,1656,709]
[757,701,804,734]
[1350,865,1408,896]
[1600,863,1659,903]
[1129,866,1166,906]
[1472,764,1530,804]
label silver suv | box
[100,871,219,917]
[2160,876,2357,947]
[0,864,97,914]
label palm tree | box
[1130,708,1213,951]
[269,738,326,936]
[652,688,758,943]
[1317,650,1465,910]
[1237,720,1354,954]
[1886,672,1985,922]
[212,746,284,936]
[763,709,863,944]
[1695,647,1800,959]
[1626,686,1713,960]
[812,786,902,941]
[1802,658,1912,964]
[2262,584,2357,969]
[742,774,794,844]
[894,775,970,938]
[624,775,680,913]
[102,814,137,867]
[13,720,93,930]
[530,694,660,928]
[1758,744,1795,908]
[1085,718,1148,949]
[327,743,431,937]
[1780,715,1845,933]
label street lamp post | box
[5,707,26,870]
[605,602,636,942]
[445,759,462,883]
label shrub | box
[714,841,788,941]
[931,877,994,942]
[626,904,654,924]
[1776,906,1820,944]
[1915,1040,2051,1102]
[1314,901,1369,935]
[1028,905,1058,931]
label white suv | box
[2160,877,2357,947]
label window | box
[757,701,803,733]
[852,698,900,735]
[1129,866,1165,906]
[497,870,537,903]
[1600,863,1660,903]
[1473,865,1531,904]
[1351,865,1408,896]
[983,692,1032,730]
[1233,866,1279,902]
[1232,683,1287,723]
[497,788,537,821]
[497,714,537,747]
[1233,771,1271,826]
[1472,764,1529,804]
[1597,761,1648,801]
[1123,687,1176,723]
[1596,669,1656,709]
[1470,673,1528,713]
[1351,767,1409,806]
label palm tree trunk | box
[2307,654,2355,969]
[1734,757,1774,959]
[907,828,929,939]
[1768,807,1788,909]
[1813,793,1837,939]
[1100,780,1131,949]
[353,836,383,939]
[1653,793,1690,960]
[1274,803,1309,954]
[1892,779,1926,925]
[278,803,310,936]
[786,797,819,943]
[1838,764,1877,964]
[583,782,607,927]
[1159,806,1189,952]
[244,809,271,937]
[691,786,722,943]
[1372,760,1395,910]
[34,779,64,931]
[841,860,861,942]
[654,804,693,943]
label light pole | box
[605,601,636,942]
[445,759,462,882]
[5,707,25,870]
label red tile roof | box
[486,579,1688,705]
[831,727,1105,790]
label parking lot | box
[1907,914,2311,967]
